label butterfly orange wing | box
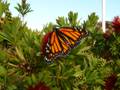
[43,27,88,62]
[43,31,70,61]
[59,27,87,48]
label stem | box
[56,61,61,87]
[22,16,25,23]
[15,46,26,62]
[8,62,18,68]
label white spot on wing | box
[47,43,50,47]
[46,50,50,53]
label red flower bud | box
[104,73,117,90]
[112,16,120,33]
[28,82,50,90]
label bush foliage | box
[0,0,120,90]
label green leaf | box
[84,12,99,32]
[0,66,7,76]
[7,85,17,90]
[15,1,33,18]
[31,74,37,84]
[25,76,32,85]
[0,1,4,16]
[68,11,79,26]
[56,16,69,26]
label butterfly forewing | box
[44,32,64,61]
[59,27,87,48]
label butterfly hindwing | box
[44,31,65,61]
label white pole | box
[102,0,106,32]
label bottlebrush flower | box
[28,82,50,90]
[112,16,120,33]
[104,73,117,90]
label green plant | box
[15,0,33,21]
[0,1,120,90]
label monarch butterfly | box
[41,26,88,62]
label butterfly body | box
[41,26,88,62]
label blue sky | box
[9,0,120,30]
